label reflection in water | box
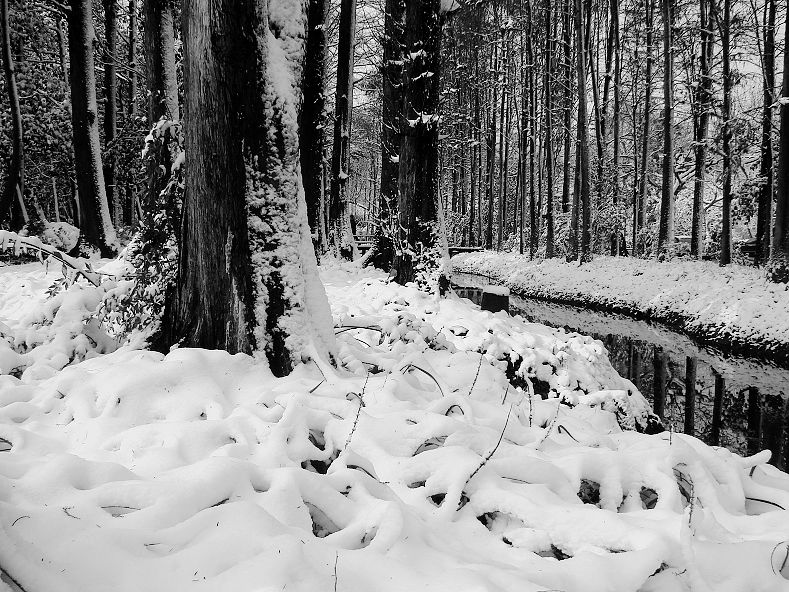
[453,274,789,470]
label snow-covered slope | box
[0,262,788,591]
[453,252,789,363]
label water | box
[453,272,789,470]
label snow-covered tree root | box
[1,266,788,591]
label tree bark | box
[560,0,573,215]
[691,0,713,258]
[143,0,179,124]
[393,0,447,290]
[68,0,117,255]
[301,0,328,253]
[636,0,655,254]
[718,0,732,266]
[577,0,591,262]
[768,0,789,281]
[128,0,138,119]
[329,0,359,260]
[544,0,555,257]
[657,0,675,256]
[756,0,776,265]
[0,0,24,230]
[103,0,118,224]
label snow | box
[453,252,789,363]
[1,261,788,590]
[483,285,510,297]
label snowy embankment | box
[0,261,789,591]
[453,251,789,363]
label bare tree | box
[657,0,674,256]
[0,0,24,230]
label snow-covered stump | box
[481,285,509,314]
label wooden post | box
[652,347,667,422]
[710,371,724,446]
[747,386,762,456]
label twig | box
[333,551,339,592]
[467,353,484,398]
[342,373,369,451]
[459,405,514,504]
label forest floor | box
[453,252,789,364]
[0,260,789,591]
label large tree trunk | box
[128,0,137,119]
[143,0,179,124]
[168,0,336,374]
[560,0,573,215]
[329,0,359,260]
[373,0,405,269]
[756,0,776,265]
[719,0,732,265]
[393,0,447,291]
[768,0,789,281]
[691,0,713,258]
[68,0,117,256]
[610,0,621,254]
[0,0,24,230]
[300,0,328,254]
[526,0,538,258]
[103,0,118,224]
[657,0,675,256]
[485,43,498,250]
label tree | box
[68,0,117,255]
[392,0,449,289]
[165,0,336,375]
[103,0,118,222]
[768,0,789,282]
[636,0,655,255]
[657,0,674,256]
[718,0,732,265]
[301,0,329,254]
[544,0,555,258]
[755,0,776,264]
[143,0,178,124]
[0,0,24,230]
[329,0,359,260]
[691,0,713,258]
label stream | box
[453,272,789,470]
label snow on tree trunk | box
[67,0,118,256]
[103,0,118,223]
[657,0,675,257]
[168,0,336,376]
[756,0,776,265]
[0,0,24,231]
[300,0,328,254]
[328,0,359,261]
[691,0,713,259]
[143,0,179,124]
[392,0,449,293]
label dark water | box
[453,272,789,470]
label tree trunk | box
[168,0,335,375]
[301,0,328,254]
[393,0,447,291]
[128,0,137,118]
[691,0,713,258]
[485,43,498,250]
[577,0,591,262]
[103,0,118,224]
[544,0,555,257]
[756,0,776,265]
[527,0,538,258]
[637,0,654,254]
[561,0,573,215]
[768,0,789,281]
[374,0,405,269]
[0,0,24,230]
[68,0,117,255]
[143,0,179,124]
[719,0,732,266]
[329,0,359,260]
[657,0,674,256]
[610,0,621,254]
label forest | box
[3,0,789,589]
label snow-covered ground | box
[1,261,789,591]
[453,252,789,363]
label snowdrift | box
[0,262,787,591]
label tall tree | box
[143,0,178,124]
[0,0,24,230]
[756,0,776,264]
[128,0,137,118]
[329,0,359,259]
[768,0,789,282]
[636,0,655,254]
[68,0,117,255]
[301,0,329,253]
[718,0,732,265]
[393,0,448,290]
[103,0,118,222]
[691,0,713,258]
[165,0,336,374]
[544,0,555,257]
[657,0,674,255]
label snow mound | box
[0,265,787,591]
